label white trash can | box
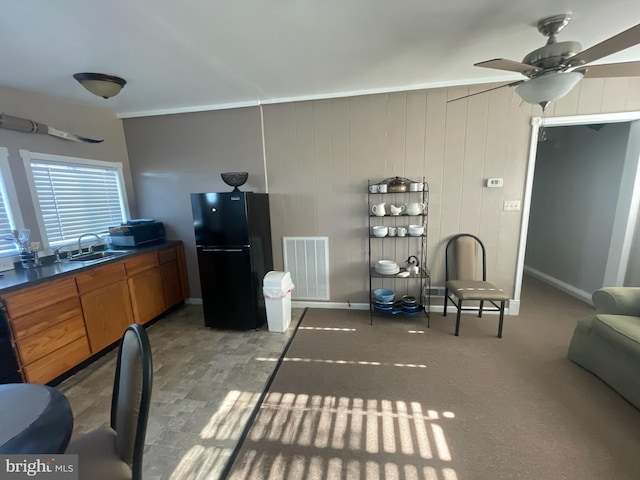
[263,271,294,332]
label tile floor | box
[58,304,304,480]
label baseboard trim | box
[188,297,520,314]
[524,266,593,305]
[291,299,517,315]
[291,301,370,310]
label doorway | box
[512,112,640,313]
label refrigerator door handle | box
[202,248,244,252]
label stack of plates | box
[372,300,397,314]
[401,295,422,315]
[375,260,400,275]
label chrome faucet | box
[77,233,101,256]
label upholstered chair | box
[444,233,509,337]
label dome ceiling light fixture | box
[73,72,127,99]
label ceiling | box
[2,0,640,118]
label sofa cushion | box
[592,314,640,357]
[573,315,594,336]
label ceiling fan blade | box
[565,23,640,67]
[575,61,640,78]
[447,81,524,103]
[474,59,541,75]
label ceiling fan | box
[452,14,640,110]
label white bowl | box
[408,225,424,236]
[372,226,388,237]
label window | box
[21,150,129,249]
[0,147,24,256]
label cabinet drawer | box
[124,252,159,276]
[16,314,86,365]
[23,336,91,384]
[76,261,127,295]
[3,277,78,318]
[158,247,177,264]
[10,296,83,340]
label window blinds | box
[0,182,16,255]
[30,161,126,247]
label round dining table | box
[0,383,74,454]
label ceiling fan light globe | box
[515,72,583,105]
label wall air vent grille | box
[283,236,330,301]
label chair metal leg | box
[478,300,484,317]
[443,288,449,316]
[455,300,462,336]
[497,300,505,338]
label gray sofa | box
[568,287,640,410]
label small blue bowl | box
[373,288,395,303]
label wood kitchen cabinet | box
[0,241,188,385]
[125,252,166,325]
[2,277,91,384]
[159,245,184,308]
[76,262,133,353]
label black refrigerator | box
[191,192,273,329]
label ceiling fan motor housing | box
[522,41,583,74]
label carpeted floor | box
[226,277,640,480]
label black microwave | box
[109,221,166,247]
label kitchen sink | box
[68,250,129,264]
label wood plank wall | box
[263,78,640,304]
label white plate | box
[377,260,398,267]
[375,265,399,271]
[375,266,400,275]
[397,271,410,277]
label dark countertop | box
[0,240,182,295]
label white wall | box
[525,123,631,294]
[122,107,265,298]
[0,85,136,248]
[122,77,640,305]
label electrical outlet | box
[0,257,15,272]
[503,200,521,211]
[486,178,503,188]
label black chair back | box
[111,323,153,479]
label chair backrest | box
[445,233,487,282]
[110,323,153,480]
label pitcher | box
[406,202,426,216]
[371,203,386,216]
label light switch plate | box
[503,200,521,211]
